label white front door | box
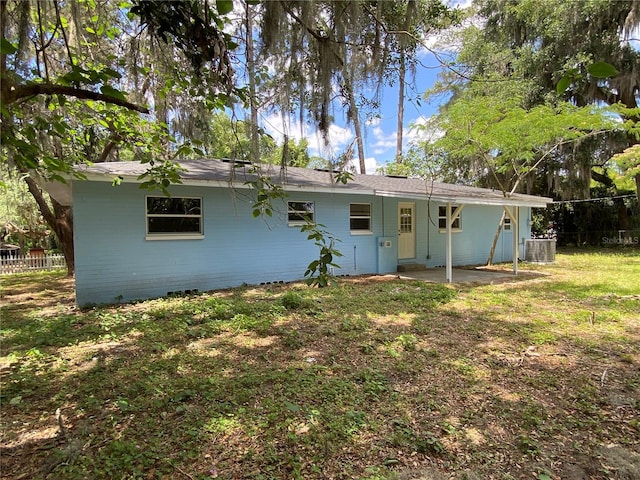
[398,202,416,259]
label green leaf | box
[60,69,88,86]
[103,67,122,79]
[0,38,17,54]
[587,61,618,78]
[100,85,126,101]
[556,75,572,94]
[284,401,301,413]
[52,121,67,136]
[216,0,233,15]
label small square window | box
[504,217,512,231]
[438,205,461,231]
[350,203,371,233]
[288,201,315,225]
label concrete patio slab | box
[397,267,519,284]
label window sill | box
[145,234,205,241]
[438,229,462,234]
[350,231,373,236]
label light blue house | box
[43,159,551,306]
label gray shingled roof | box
[70,158,551,207]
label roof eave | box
[374,190,552,208]
[32,174,74,206]
[77,173,376,196]
[52,169,552,208]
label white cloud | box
[308,124,354,157]
[372,126,397,152]
[260,112,354,158]
[403,116,431,144]
[344,156,381,175]
[261,113,310,143]
[404,116,445,146]
[365,116,382,127]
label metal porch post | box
[513,206,519,275]
[446,202,452,283]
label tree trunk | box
[395,0,414,163]
[396,50,406,163]
[24,177,74,275]
[245,2,260,165]
[351,98,366,174]
[342,68,366,173]
[486,210,506,266]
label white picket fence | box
[0,254,67,275]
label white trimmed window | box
[146,196,203,239]
[288,201,315,225]
[350,203,372,233]
[503,217,512,231]
[438,205,462,231]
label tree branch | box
[507,129,612,195]
[98,139,119,163]
[24,176,56,227]
[5,83,150,113]
[591,169,615,188]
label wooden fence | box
[0,254,67,275]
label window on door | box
[400,207,413,233]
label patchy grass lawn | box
[1,248,639,480]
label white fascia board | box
[79,173,376,196]
[281,184,374,195]
[374,190,551,208]
[82,173,252,190]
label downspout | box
[354,245,357,272]
[381,196,385,237]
